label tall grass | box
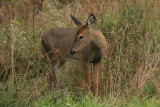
[0,0,160,106]
[100,0,160,97]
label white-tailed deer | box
[41,14,107,96]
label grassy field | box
[0,0,160,106]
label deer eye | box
[79,36,83,40]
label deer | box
[41,14,107,96]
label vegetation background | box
[0,0,160,106]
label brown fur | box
[74,25,87,37]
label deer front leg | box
[92,61,101,96]
[82,62,91,94]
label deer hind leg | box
[82,62,91,94]
[92,61,101,96]
[41,41,62,90]
[46,58,60,90]
[45,51,61,89]
[53,60,66,83]
[47,59,66,90]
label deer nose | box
[70,50,76,55]
[70,49,79,55]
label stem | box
[9,5,15,96]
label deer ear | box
[70,15,82,27]
[86,14,96,27]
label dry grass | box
[0,0,160,106]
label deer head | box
[70,14,96,55]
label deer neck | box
[90,29,107,56]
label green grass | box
[32,91,160,107]
[32,92,106,107]
[127,98,160,107]
[0,0,160,107]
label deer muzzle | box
[70,49,78,55]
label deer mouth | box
[70,49,79,55]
